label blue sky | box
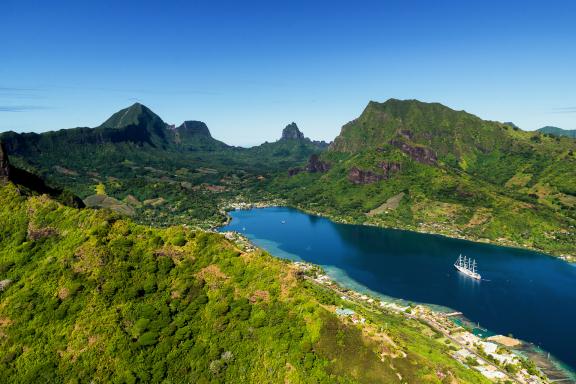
[1,0,575,146]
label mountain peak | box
[281,122,305,141]
[177,121,212,138]
[99,103,165,130]
[331,98,504,154]
[96,103,168,146]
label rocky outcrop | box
[176,121,212,138]
[288,154,331,176]
[348,161,401,185]
[281,123,305,141]
[0,142,10,180]
[348,167,383,184]
[306,154,330,173]
[390,140,437,165]
[380,161,401,176]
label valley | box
[1,98,575,382]
[2,99,574,260]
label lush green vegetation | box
[265,99,576,258]
[0,104,323,227]
[1,98,574,259]
[0,182,489,383]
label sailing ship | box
[454,254,481,280]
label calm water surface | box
[220,207,576,369]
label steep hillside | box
[269,99,576,259]
[0,182,489,383]
[1,142,83,208]
[537,126,576,139]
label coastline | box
[220,201,575,263]
[294,205,576,264]
[220,229,575,383]
[217,205,576,382]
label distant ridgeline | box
[272,99,576,259]
[537,126,576,139]
[0,103,326,226]
[0,103,327,156]
[1,99,575,258]
[0,103,228,153]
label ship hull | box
[454,264,481,280]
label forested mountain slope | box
[269,99,576,259]
[0,181,488,383]
[0,104,325,226]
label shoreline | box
[294,205,576,264]
[221,229,573,383]
[217,208,576,382]
[220,201,575,263]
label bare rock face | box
[380,161,401,176]
[281,123,305,141]
[288,154,331,176]
[0,142,11,180]
[347,161,401,185]
[306,154,330,173]
[348,167,383,184]
[389,140,437,165]
[176,120,212,138]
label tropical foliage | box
[0,183,488,383]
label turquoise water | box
[220,207,576,370]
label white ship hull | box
[454,264,481,280]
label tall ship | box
[454,254,481,280]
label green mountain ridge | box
[0,105,324,226]
[269,98,576,259]
[1,99,575,258]
[0,99,571,381]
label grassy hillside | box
[266,99,576,259]
[0,182,489,383]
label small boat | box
[454,254,481,280]
[281,220,286,224]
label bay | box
[220,206,576,370]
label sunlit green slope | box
[267,99,576,258]
[0,183,488,383]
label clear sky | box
[1,0,575,146]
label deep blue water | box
[220,207,576,369]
